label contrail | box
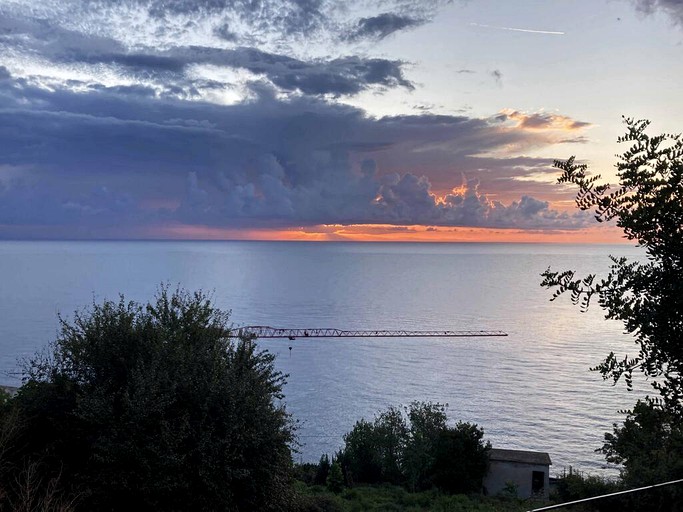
[470,22,565,35]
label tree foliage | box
[402,401,448,491]
[601,400,683,485]
[0,287,296,511]
[541,117,683,412]
[431,422,491,495]
[314,454,331,486]
[599,399,683,509]
[337,402,489,493]
[552,468,621,512]
[542,118,683,495]
[325,462,344,494]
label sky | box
[0,0,682,242]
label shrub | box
[338,402,489,494]
[327,462,345,494]
[0,287,296,511]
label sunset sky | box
[1,0,681,242]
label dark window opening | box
[532,471,545,493]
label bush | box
[294,493,344,512]
[431,422,491,494]
[338,402,490,494]
[316,454,332,486]
[0,287,296,511]
[601,400,683,510]
[294,462,320,486]
[327,462,345,494]
[552,469,621,512]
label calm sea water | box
[0,241,647,476]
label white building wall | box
[483,460,550,499]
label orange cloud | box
[500,109,592,132]
[152,222,628,244]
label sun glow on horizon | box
[154,223,629,244]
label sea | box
[0,241,648,477]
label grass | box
[294,482,547,512]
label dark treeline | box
[299,402,490,494]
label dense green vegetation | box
[336,402,490,494]
[542,118,683,508]
[292,482,539,512]
[0,288,295,511]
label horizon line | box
[0,237,632,245]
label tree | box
[431,422,490,495]
[541,118,683,494]
[601,400,683,486]
[600,400,683,510]
[314,454,331,486]
[339,407,406,485]
[338,402,490,493]
[0,287,296,511]
[541,118,683,412]
[402,402,447,491]
[326,462,345,494]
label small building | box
[483,448,552,499]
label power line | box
[528,478,683,511]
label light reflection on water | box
[0,241,648,476]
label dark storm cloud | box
[346,13,425,41]
[74,46,414,95]
[633,0,683,24]
[223,49,414,94]
[370,173,587,229]
[0,178,138,229]
[0,12,124,61]
[0,76,591,235]
[0,0,594,237]
[86,53,188,73]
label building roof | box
[489,448,551,466]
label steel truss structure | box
[236,326,508,339]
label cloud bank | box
[0,0,599,239]
[0,70,591,237]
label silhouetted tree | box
[326,462,344,494]
[314,454,331,486]
[542,118,683,411]
[340,412,403,485]
[431,422,490,494]
[338,402,489,493]
[600,400,683,509]
[402,402,447,491]
[0,287,296,511]
[542,118,683,504]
